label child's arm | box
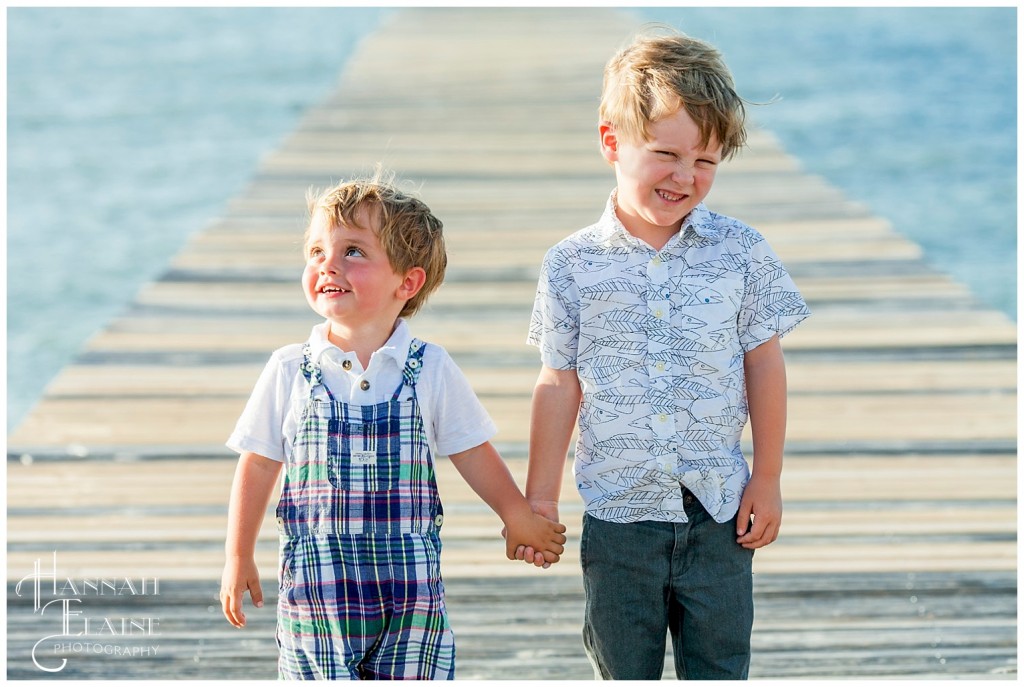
[737,335,787,549]
[515,366,583,564]
[221,452,282,628]
[448,441,567,564]
[526,366,582,522]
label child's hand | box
[736,473,782,549]
[504,506,566,566]
[513,500,560,567]
[220,555,264,628]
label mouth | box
[656,189,687,203]
[319,285,349,295]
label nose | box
[672,162,695,184]
[318,250,340,275]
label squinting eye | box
[307,246,324,258]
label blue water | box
[7,8,389,431]
[6,7,1017,432]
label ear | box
[396,266,427,302]
[599,121,619,164]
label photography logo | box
[15,552,161,673]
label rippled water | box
[7,7,1016,431]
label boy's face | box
[302,206,423,331]
[600,107,722,248]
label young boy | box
[522,29,810,679]
[220,173,566,680]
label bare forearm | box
[526,366,581,505]
[744,336,787,478]
[450,441,566,562]
[449,442,533,524]
[225,452,282,558]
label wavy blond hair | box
[600,26,748,160]
[305,169,446,318]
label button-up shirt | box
[528,193,810,523]
[228,319,497,463]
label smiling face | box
[301,205,421,334]
[600,107,722,250]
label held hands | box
[220,555,264,628]
[736,474,782,549]
[502,500,566,568]
[512,500,561,567]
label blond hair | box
[600,26,747,160]
[305,171,446,318]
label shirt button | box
[434,514,444,528]
[359,380,370,391]
[658,414,668,422]
[342,359,352,370]
[652,256,662,266]
[653,309,663,319]
[656,361,666,371]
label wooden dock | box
[7,8,1016,680]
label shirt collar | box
[307,318,412,368]
[592,190,723,249]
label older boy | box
[523,30,810,679]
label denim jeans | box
[580,489,754,680]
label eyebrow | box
[650,140,722,159]
[307,228,372,251]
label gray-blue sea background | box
[7,7,1017,432]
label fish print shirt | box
[528,192,810,524]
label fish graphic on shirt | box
[686,252,749,282]
[647,350,719,376]
[595,434,675,457]
[598,464,658,487]
[665,281,728,307]
[584,308,652,333]
[580,355,644,385]
[581,332,648,357]
[579,278,647,303]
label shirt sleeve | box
[527,244,580,370]
[428,349,498,457]
[226,351,294,462]
[737,232,811,352]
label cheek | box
[697,170,717,188]
[301,265,318,291]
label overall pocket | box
[327,418,400,492]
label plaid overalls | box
[275,340,455,680]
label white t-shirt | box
[227,319,497,462]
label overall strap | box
[390,339,428,401]
[300,344,336,401]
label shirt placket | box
[645,252,679,478]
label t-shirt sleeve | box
[429,350,498,457]
[527,245,580,370]
[226,352,293,462]
[738,233,811,352]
